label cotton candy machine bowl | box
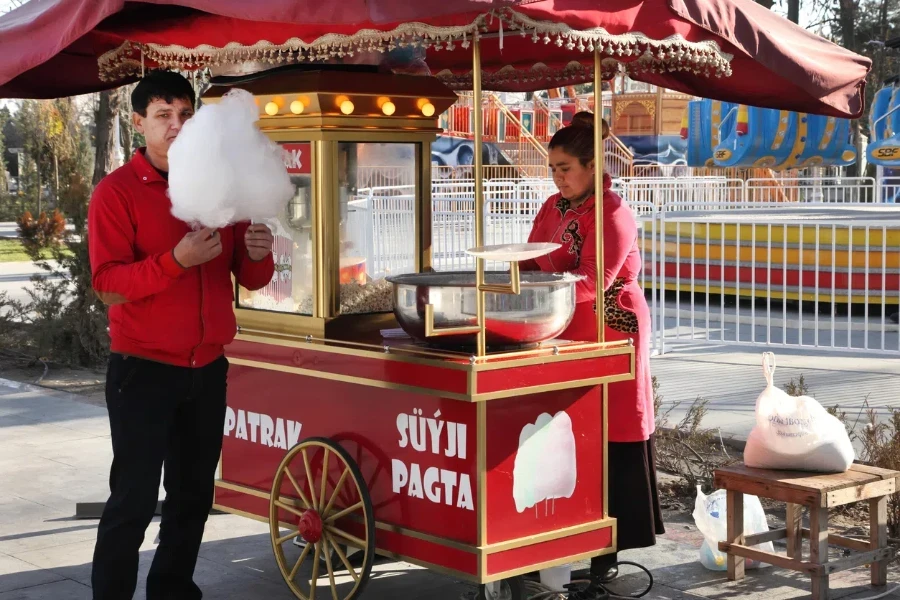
[385,271,582,348]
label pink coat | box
[520,174,654,442]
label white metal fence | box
[881,177,900,204]
[650,211,900,356]
[349,176,900,355]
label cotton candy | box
[168,89,295,228]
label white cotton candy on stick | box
[167,89,295,228]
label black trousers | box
[91,354,229,600]
[590,435,665,576]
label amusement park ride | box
[868,36,900,182]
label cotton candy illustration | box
[513,411,577,514]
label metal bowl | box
[385,271,582,349]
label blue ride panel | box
[714,106,799,168]
[870,84,895,142]
[684,99,736,167]
[682,99,859,170]
[795,116,856,168]
[868,84,900,167]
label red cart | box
[198,64,632,599]
[216,333,633,599]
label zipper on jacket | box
[191,264,206,367]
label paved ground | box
[650,344,900,445]
[0,262,64,308]
[0,365,898,600]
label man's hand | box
[173,227,222,269]
[245,224,274,262]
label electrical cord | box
[522,561,654,600]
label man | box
[88,71,275,599]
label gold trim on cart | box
[226,352,635,402]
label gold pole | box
[594,51,605,343]
[473,37,486,357]
[655,84,664,136]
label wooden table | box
[714,463,899,600]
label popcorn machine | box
[199,66,456,339]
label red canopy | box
[0,0,871,117]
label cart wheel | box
[476,576,527,600]
[270,437,375,600]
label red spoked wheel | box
[269,437,375,600]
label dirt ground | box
[0,354,106,406]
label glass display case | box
[238,142,314,315]
[208,67,457,340]
[337,141,417,315]
[235,141,420,321]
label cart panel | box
[221,363,479,545]
[476,353,631,394]
[485,387,605,544]
[486,525,614,576]
[229,339,470,396]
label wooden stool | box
[714,463,899,600]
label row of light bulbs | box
[263,96,435,117]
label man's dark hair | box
[131,71,196,117]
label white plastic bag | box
[692,486,772,571]
[744,352,854,473]
[168,89,295,228]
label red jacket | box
[88,149,275,367]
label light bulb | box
[340,100,355,115]
[421,102,435,117]
[290,100,304,115]
[382,101,396,116]
[264,102,279,116]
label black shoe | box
[890,312,899,324]
[599,566,619,583]
[565,581,610,600]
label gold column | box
[313,140,327,319]
[655,84,664,136]
[315,140,339,318]
[473,38,486,357]
[594,52,605,343]
[418,143,433,272]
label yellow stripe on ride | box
[659,222,900,247]
[775,113,808,169]
[653,282,891,304]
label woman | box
[521,112,663,599]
